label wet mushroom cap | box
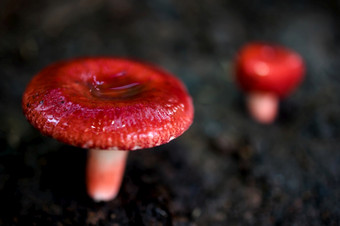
[235,42,305,98]
[22,58,194,150]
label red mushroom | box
[235,42,305,124]
[22,58,194,201]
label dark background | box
[0,0,339,225]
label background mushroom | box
[234,42,305,124]
[22,57,194,201]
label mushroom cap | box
[235,42,305,98]
[22,58,194,150]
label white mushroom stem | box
[246,92,279,124]
[86,149,128,202]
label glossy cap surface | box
[235,42,305,98]
[22,58,194,150]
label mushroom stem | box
[246,92,279,124]
[86,149,128,202]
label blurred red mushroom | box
[235,42,305,124]
[22,58,194,201]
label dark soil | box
[0,0,339,225]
